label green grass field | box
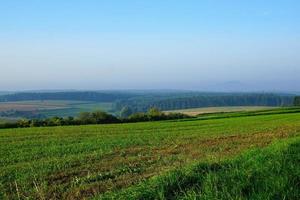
[1,108,300,199]
[100,136,300,200]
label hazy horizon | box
[1,1,299,91]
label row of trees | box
[0,91,135,102]
[0,108,190,129]
[115,94,294,112]
[294,96,300,106]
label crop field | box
[0,118,9,124]
[39,102,114,118]
[0,108,300,199]
[0,100,114,118]
[164,106,277,116]
[0,118,18,124]
[0,101,72,112]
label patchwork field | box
[164,106,277,116]
[0,100,71,112]
[0,100,114,118]
[0,118,8,124]
[0,117,18,124]
[0,108,299,199]
[39,102,114,118]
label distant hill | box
[0,91,295,115]
[0,91,137,102]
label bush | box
[166,112,190,120]
[127,112,149,122]
[91,111,120,124]
[78,112,95,124]
[147,107,166,121]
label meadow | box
[0,108,300,199]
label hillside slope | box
[0,109,300,199]
[100,136,300,199]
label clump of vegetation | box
[0,111,120,128]
[0,107,191,129]
[126,107,189,122]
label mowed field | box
[164,106,277,116]
[0,108,300,199]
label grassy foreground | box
[0,108,300,199]
[99,136,300,200]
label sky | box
[0,0,299,92]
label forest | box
[115,93,294,112]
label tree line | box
[0,91,136,102]
[0,108,190,129]
[115,94,294,112]
[294,96,300,106]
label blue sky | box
[0,0,299,91]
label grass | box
[99,136,300,200]
[0,108,300,199]
[164,106,277,116]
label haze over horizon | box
[1,0,299,92]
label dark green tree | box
[294,96,300,106]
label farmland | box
[0,118,17,124]
[0,101,73,112]
[38,102,114,118]
[0,118,10,124]
[0,91,296,121]
[0,100,114,119]
[1,108,300,199]
[164,106,277,116]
